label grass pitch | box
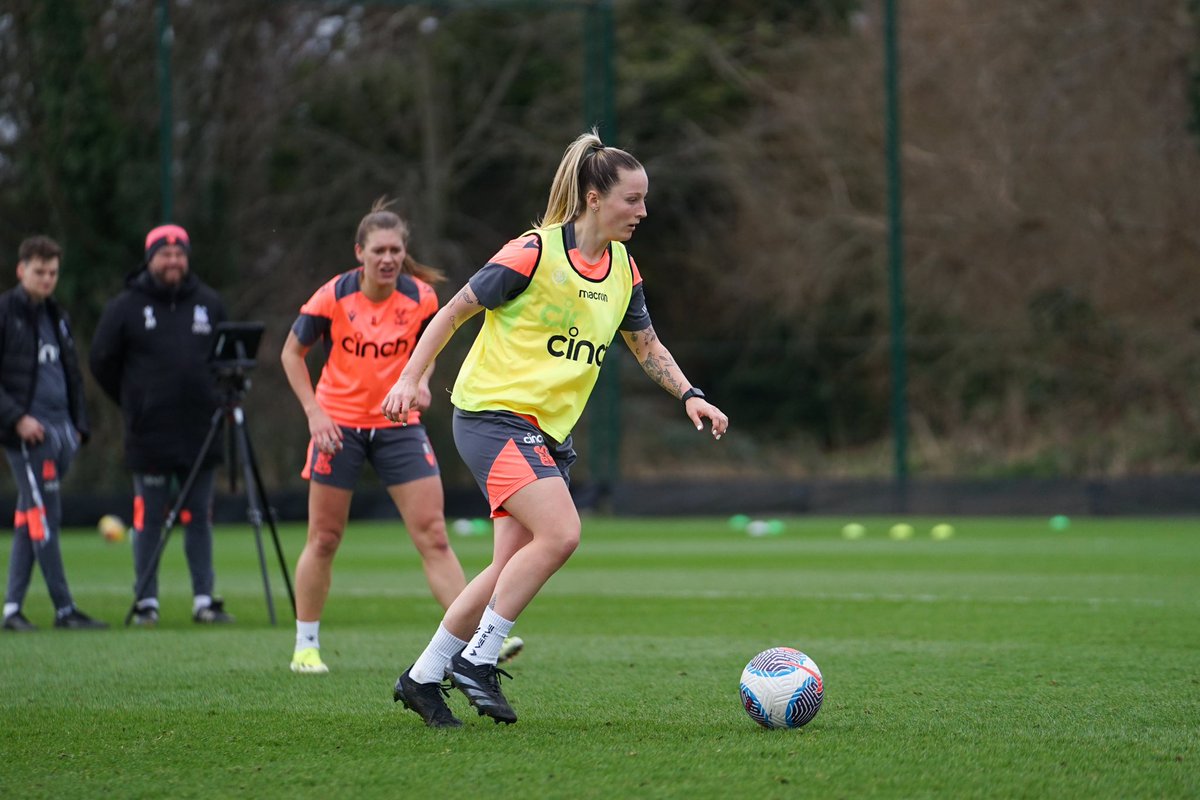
[0,516,1196,799]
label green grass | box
[1,516,1197,799]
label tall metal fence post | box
[584,0,620,506]
[883,0,909,508]
[156,0,174,222]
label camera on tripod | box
[125,318,295,626]
[209,321,265,395]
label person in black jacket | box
[1,235,107,631]
[89,224,234,626]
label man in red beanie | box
[89,224,235,626]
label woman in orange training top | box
[385,132,729,727]
[280,200,465,674]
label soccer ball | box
[97,514,127,543]
[739,647,823,729]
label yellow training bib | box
[452,224,633,441]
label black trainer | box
[394,668,463,728]
[54,609,109,630]
[2,611,37,632]
[448,652,517,724]
[131,606,159,626]
[193,598,235,624]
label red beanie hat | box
[144,224,191,260]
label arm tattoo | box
[627,326,660,350]
[642,351,685,396]
[626,326,685,396]
[457,285,478,305]
[449,285,480,331]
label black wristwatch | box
[681,387,705,403]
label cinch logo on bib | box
[546,326,607,365]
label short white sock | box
[193,594,212,613]
[3,602,18,618]
[409,623,469,684]
[296,620,321,652]
[462,607,515,667]
[136,598,159,611]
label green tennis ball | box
[931,523,955,540]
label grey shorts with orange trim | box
[451,408,576,518]
[302,424,439,490]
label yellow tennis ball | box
[931,523,955,540]
[841,522,866,540]
[98,514,126,543]
[888,523,914,540]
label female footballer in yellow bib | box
[384,132,728,727]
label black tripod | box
[123,336,295,626]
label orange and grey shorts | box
[452,408,575,518]
[301,424,439,489]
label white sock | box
[409,624,469,684]
[296,620,321,652]
[462,607,515,667]
[136,598,159,611]
[3,602,18,618]
[193,594,212,613]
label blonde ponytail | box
[537,130,642,228]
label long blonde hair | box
[538,130,643,227]
[356,197,445,285]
